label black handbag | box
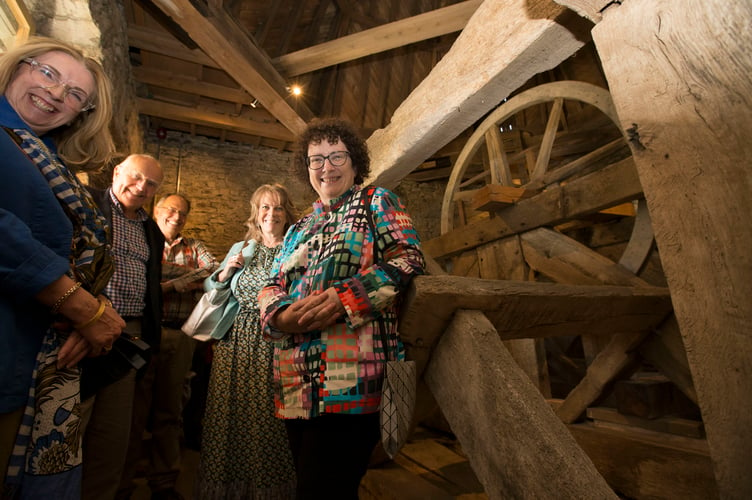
[80,331,151,400]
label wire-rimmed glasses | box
[22,58,95,112]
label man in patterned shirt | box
[81,153,165,500]
[118,193,217,500]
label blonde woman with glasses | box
[0,36,123,499]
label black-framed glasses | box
[306,151,350,170]
[22,58,95,112]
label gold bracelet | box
[74,298,107,330]
[51,281,82,315]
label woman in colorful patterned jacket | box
[259,117,426,499]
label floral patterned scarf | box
[2,127,112,500]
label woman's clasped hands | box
[272,288,344,334]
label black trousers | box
[285,412,380,500]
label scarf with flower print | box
[2,127,112,500]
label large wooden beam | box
[425,309,616,498]
[520,227,647,287]
[424,156,642,260]
[274,0,482,76]
[569,422,718,499]
[366,0,593,189]
[151,0,312,135]
[400,275,672,373]
[591,1,752,497]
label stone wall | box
[393,179,444,243]
[144,130,308,259]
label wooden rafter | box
[150,0,313,135]
[132,66,251,104]
[128,25,218,68]
[274,0,482,77]
[137,98,295,142]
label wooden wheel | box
[440,81,654,272]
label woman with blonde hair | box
[0,36,122,498]
[0,36,115,169]
[197,184,298,499]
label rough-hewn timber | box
[425,309,616,499]
[592,1,752,497]
[366,0,593,188]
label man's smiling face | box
[155,195,189,242]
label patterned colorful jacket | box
[259,185,426,419]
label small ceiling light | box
[250,98,259,108]
[288,85,302,97]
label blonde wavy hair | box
[244,183,297,243]
[0,36,115,171]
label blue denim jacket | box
[0,97,71,412]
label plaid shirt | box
[259,185,425,419]
[104,190,150,317]
[161,235,218,324]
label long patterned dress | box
[196,244,296,499]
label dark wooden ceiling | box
[125,0,477,150]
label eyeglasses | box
[306,151,350,170]
[159,206,189,217]
[120,169,161,190]
[22,58,95,112]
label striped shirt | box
[104,189,150,317]
[259,185,425,419]
[161,235,218,324]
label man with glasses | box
[80,153,165,500]
[117,193,217,500]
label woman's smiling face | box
[257,193,287,240]
[307,138,356,206]
[5,50,95,136]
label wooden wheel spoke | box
[531,97,564,181]
[440,81,651,279]
[484,127,513,185]
[441,82,638,237]
[525,137,628,190]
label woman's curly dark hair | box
[293,117,371,186]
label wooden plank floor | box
[132,427,487,499]
[362,427,488,499]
